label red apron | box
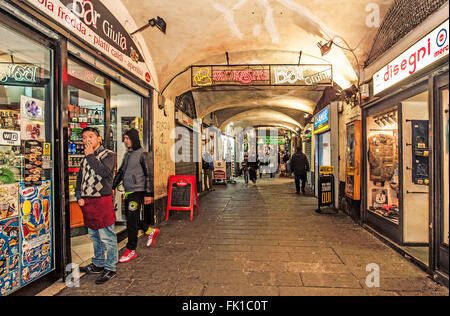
[81,196,116,230]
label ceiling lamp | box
[374,117,383,127]
[131,16,167,35]
[317,40,333,56]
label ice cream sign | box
[373,20,449,95]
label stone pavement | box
[57,177,449,296]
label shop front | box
[0,0,154,295]
[363,19,449,284]
[174,91,201,191]
[313,104,339,208]
[0,13,57,296]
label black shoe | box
[296,191,300,194]
[95,270,117,284]
[80,263,104,274]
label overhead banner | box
[25,0,153,85]
[191,64,333,87]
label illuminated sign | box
[272,65,332,86]
[314,107,329,134]
[192,65,270,87]
[257,136,286,145]
[25,0,153,85]
[319,166,334,174]
[192,64,333,87]
[0,64,40,83]
[373,20,449,95]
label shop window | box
[366,106,400,225]
[0,22,54,295]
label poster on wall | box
[0,217,21,296]
[20,96,45,141]
[19,181,52,286]
[0,184,19,220]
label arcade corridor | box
[56,177,447,296]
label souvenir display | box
[411,120,430,185]
[368,134,397,184]
[0,217,20,296]
[366,108,400,225]
[19,181,52,286]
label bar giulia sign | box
[26,0,153,85]
[191,64,332,87]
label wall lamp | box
[317,40,333,56]
[131,16,167,35]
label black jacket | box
[112,151,153,196]
[290,152,310,176]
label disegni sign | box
[373,20,449,95]
[25,0,153,85]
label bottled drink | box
[94,110,99,124]
[71,142,77,155]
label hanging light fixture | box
[317,40,333,56]
[131,16,167,35]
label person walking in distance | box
[76,127,118,284]
[248,152,259,185]
[241,154,249,184]
[202,150,215,191]
[112,128,159,263]
[290,146,310,195]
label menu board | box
[0,217,21,296]
[170,183,192,208]
[24,140,44,187]
[19,181,52,286]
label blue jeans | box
[88,224,118,272]
[243,170,249,183]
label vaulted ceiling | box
[117,0,394,132]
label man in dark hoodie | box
[290,146,310,195]
[112,128,159,263]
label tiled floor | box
[70,226,127,267]
[57,176,449,296]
